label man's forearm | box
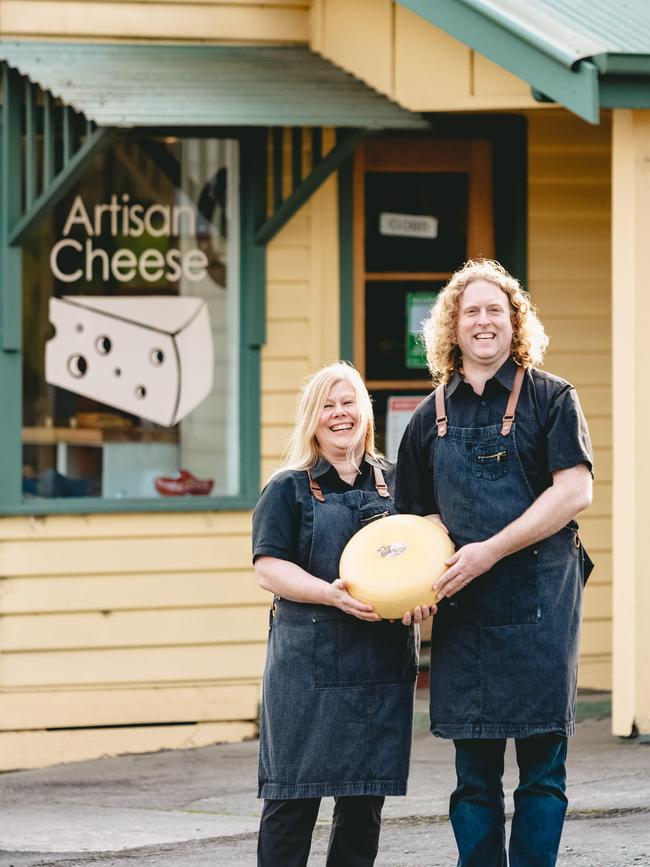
[486,468,592,561]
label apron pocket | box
[475,442,510,481]
[359,502,392,525]
[312,617,416,688]
[446,548,539,627]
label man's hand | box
[328,578,381,621]
[434,541,499,600]
[401,604,437,627]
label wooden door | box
[353,137,494,456]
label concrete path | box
[0,697,648,867]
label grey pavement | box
[0,694,649,866]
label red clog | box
[155,469,214,496]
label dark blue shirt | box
[395,357,593,516]
[252,455,395,570]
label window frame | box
[0,126,266,515]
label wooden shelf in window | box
[365,380,432,391]
[23,427,179,447]
[365,272,451,282]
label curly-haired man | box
[395,259,594,867]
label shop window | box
[21,136,245,503]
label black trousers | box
[257,795,384,867]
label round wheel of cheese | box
[339,514,455,619]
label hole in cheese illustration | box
[340,514,455,620]
[45,296,214,427]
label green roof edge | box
[398,0,600,123]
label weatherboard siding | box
[527,109,613,691]
[311,0,539,112]
[0,0,309,42]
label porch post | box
[611,108,650,737]
[0,66,24,508]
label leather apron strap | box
[500,365,526,435]
[435,365,527,438]
[307,464,390,501]
[373,465,390,498]
[307,469,326,502]
[434,383,448,437]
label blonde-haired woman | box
[253,362,420,867]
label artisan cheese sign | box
[49,195,209,284]
[45,196,215,426]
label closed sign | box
[379,212,438,239]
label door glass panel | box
[365,280,443,381]
[364,171,469,273]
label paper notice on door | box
[379,212,438,239]
[386,395,427,462]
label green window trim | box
[0,122,267,516]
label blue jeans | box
[450,736,568,867]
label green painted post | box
[25,79,36,206]
[239,129,267,499]
[291,127,302,192]
[43,90,54,187]
[0,65,24,508]
[272,127,283,209]
[337,128,355,362]
[63,105,73,163]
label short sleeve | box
[252,473,301,564]
[394,411,437,516]
[546,386,594,476]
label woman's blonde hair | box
[273,362,381,477]
[422,259,549,383]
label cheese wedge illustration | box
[45,296,214,427]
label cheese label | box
[45,295,214,427]
[378,542,407,559]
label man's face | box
[456,280,513,370]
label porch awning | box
[0,41,428,130]
[398,0,650,124]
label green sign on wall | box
[405,291,437,369]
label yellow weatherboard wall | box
[311,0,538,112]
[0,0,309,42]
[527,110,612,690]
[0,162,340,771]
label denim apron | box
[258,469,417,799]
[429,367,586,739]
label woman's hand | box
[425,513,449,534]
[327,579,381,621]
[401,604,437,627]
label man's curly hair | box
[422,259,549,383]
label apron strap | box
[434,365,526,437]
[308,464,391,501]
[307,470,325,502]
[373,465,390,498]
[434,382,448,437]
[501,365,526,436]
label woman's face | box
[315,380,360,460]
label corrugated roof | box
[459,0,650,62]
[523,0,650,56]
[0,42,428,130]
